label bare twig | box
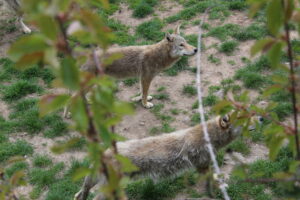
[282,0,300,160]
[196,9,231,200]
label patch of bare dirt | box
[0,99,10,119]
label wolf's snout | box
[194,48,198,53]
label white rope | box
[196,10,231,200]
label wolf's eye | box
[180,43,184,47]
[258,116,264,123]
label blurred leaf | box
[60,57,80,90]
[251,38,274,56]
[9,171,25,185]
[15,52,44,69]
[267,41,284,68]
[70,96,88,132]
[39,94,70,117]
[213,100,233,115]
[8,34,49,61]
[51,137,82,154]
[263,84,282,97]
[284,0,294,21]
[72,167,91,181]
[267,0,284,36]
[269,135,284,160]
[36,15,59,40]
[115,154,138,173]
[7,157,25,164]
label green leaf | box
[267,41,284,68]
[8,34,49,61]
[51,137,81,154]
[263,84,282,97]
[115,154,139,173]
[60,57,80,90]
[15,52,44,69]
[267,0,283,36]
[39,94,70,117]
[70,96,88,132]
[213,100,233,115]
[72,167,91,181]
[269,135,284,160]
[251,38,274,56]
[36,15,59,40]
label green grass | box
[136,18,164,42]
[219,40,239,55]
[165,1,214,23]
[123,78,139,86]
[157,86,166,92]
[208,54,221,65]
[29,163,65,189]
[126,170,197,200]
[222,148,295,200]
[0,140,33,162]
[170,108,180,115]
[153,93,169,100]
[0,58,55,84]
[232,23,267,41]
[227,138,250,155]
[107,19,136,45]
[5,161,29,178]
[133,1,154,18]
[207,23,266,42]
[227,0,248,10]
[33,154,53,168]
[234,56,271,89]
[4,98,68,137]
[203,95,218,107]
[207,24,240,41]
[2,80,43,102]
[182,85,197,96]
[164,56,189,76]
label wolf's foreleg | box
[19,17,31,34]
[74,175,99,200]
[140,75,154,108]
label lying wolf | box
[74,113,259,200]
[3,0,31,33]
[81,25,197,108]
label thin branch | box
[282,0,300,160]
[196,9,231,200]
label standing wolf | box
[82,25,197,108]
[4,0,31,33]
[74,113,260,200]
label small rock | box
[139,121,145,126]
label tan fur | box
[81,25,197,108]
[4,0,31,33]
[74,114,248,200]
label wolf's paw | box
[73,190,82,200]
[23,27,32,34]
[131,96,152,102]
[143,102,154,109]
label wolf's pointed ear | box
[174,24,181,35]
[166,32,173,42]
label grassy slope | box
[0,0,297,199]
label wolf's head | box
[211,113,263,148]
[166,25,197,58]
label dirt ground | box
[0,0,269,199]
